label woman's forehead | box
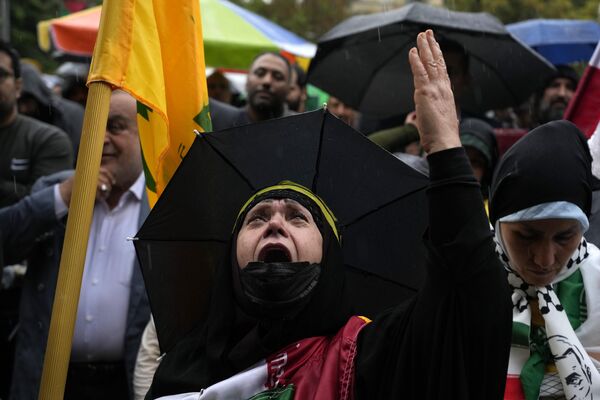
[253,198,302,207]
[248,198,310,214]
[503,218,581,232]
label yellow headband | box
[235,181,340,242]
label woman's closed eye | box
[554,232,577,244]
[515,231,536,241]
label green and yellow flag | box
[88,0,212,206]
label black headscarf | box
[147,184,352,398]
[489,120,592,226]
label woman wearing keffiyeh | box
[489,120,600,400]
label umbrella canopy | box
[37,0,316,69]
[134,109,429,351]
[307,2,555,118]
[507,19,600,65]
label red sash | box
[265,316,370,400]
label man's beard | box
[538,100,568,124]
[250,92,284,119]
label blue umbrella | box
[507,19,600,65]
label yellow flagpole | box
[38,82,112,400]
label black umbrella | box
[134,109,429,352]
[307,2,555,118]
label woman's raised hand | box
[408,30,461,154]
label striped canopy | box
[37,0,316,69]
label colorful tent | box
[37,0,316,69]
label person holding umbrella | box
[489,121,600,400]
[145,30,511,400]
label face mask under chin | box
[236,261,321,320]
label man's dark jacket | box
[8,171,150,399]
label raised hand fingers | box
[417,30,440,80]
[426,30,450,85]
[407,29,460,154]
[409,30,447,89]
[409,46,428,90]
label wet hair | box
[0,41,21,79]
[249,51,292,82]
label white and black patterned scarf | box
[496,235,600,400]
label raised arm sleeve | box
[354,147,511,400]
[368,124,420,153]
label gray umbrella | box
[307,2,555,118]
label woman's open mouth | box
[258,244,292,263]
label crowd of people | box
[0,15,599,400]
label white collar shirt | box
[54,173,145,362]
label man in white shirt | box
[9,90,151,400]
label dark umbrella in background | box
[134,109,429,352]
[307,2,556,118]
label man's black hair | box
[540,64,579,93]
[0,41,21,79]
[248,51,292,82]
[292,63,307,88]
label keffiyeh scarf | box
[496,238,600,399]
